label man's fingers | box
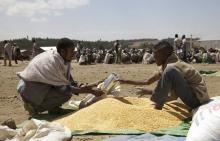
[91,89,104,97]
[78,83,83,87]
[134,87,148,97]
[79,83,87,87]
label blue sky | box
[0,0,220,41]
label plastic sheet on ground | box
[70,118,191,136]
[199,70,220,77]
[104,133,186,141]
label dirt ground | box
[0,60,220,140]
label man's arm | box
[135,87,165,110]
[119,72,161,85]
[70,74,105,88]
[71,86,104,97]
[82,79,105,88]
[164,93,178,102]
[151,94,178,110]
[69,75,79,87]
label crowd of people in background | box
[174,34,220,64]
[1,36,220,66]
[75,36,220,65]
[76,43,147,65]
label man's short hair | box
[56,38,75,53]
[153,40,174,52]
[182,35,186,39]
[175,34,178,38]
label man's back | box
[114,42,119,52]
[166,61,209,104]
[174,38,182,49]
[18,50,71,86]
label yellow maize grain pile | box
[55,97,191,131]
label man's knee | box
[54,85,72,95]
[38,93,71,112]
[51,86,72,102]
[165,66,183,80]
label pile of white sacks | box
[0,119,71,141]
[186,96,220,141]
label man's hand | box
[78,83,86,87]
[79,83,92,90]
[153,103,164,110]
[135,87,153,97]
[90,88,105,97]
[118,78,126,84]
[118,78,151,85]
[82,78,106,88]
[71,85,104,96]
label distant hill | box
[0,38,160,55]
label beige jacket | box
[160,53,210,104]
